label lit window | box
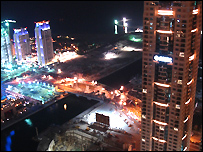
[143,89,147,93]
[159,126,164,130]
[192,9,198,14]
[189,54,195,61]
[177,80,182,84]
[175,104,180,109]
[179,52,184,57]
[174,127,178,131]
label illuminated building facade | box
[1,25,13,66]
[13,27,31,61]
[141,1,202,151]
[1,81,7,100]
[35,20,54,66]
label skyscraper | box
[13,27,31,61]
[1,25,13,66]
[35,20,54,66]
[141,1,202,151]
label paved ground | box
[37,99,141,151]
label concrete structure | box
[141,1,202,151]
[35,20,54,66]
[13,27,31,61]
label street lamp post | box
[122,17,130,34]
[114,20,118,34]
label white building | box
[35,20,54,66]
[13,27,31,61]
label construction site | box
[37,98,141,151]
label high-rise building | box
[35,20,54,66]
[13,27,31,61]
[1,25,13,66]
[141,1,202,151]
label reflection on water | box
[5,130,15,151]
[24,118,33,127]
[1,94,99,151]
[64,104,67,110]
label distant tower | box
[35,20,54,66]
[13,27,31,61]
[114,20,118,34]
[1,25,13,66]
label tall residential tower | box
[35,20,54,66]
[13,27,31,61]
[1,25,13,66]
[141,1,202,151]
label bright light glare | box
[157,10,173,15]
[5,22,9,26]
[24,118,33,127]
[153,119,167,125]
[191,29,197,32]
[86,105,127,129]
[52,51,79,63]
[153,55,173,63]
[120,86,124,90]
[131,37,142,42]
[58,69,62,73]
[187,79,193,85]
[189,54,195,61]
[64,104,67,110]
[104,52,117,60]
[135,28,143,32]
[192,9,198,14]
[185,98,191,105]
[7,64,12,69]
[154,82,170,88]
[156,30,173,34]
[183,116,189,123]
[182,134,187,140]
[114,20,118,24]
[154,101,169,107]
[121,46,142,51]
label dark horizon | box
[1,1,144,37]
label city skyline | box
[1,1,144,37]
[1,1,202,151]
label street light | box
[114,20,118,34]
[123,17,130,33]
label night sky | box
[1,1,144,37]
